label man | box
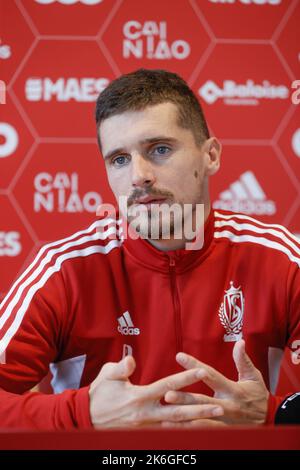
[0,69,299,429]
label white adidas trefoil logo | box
[117,311,140,336]
[213,170,276,216]
[219,282,244,342]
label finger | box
[176,352,228,382]
[161,419,227,429]
[164,391,246,420]
[142,368,206,399]
[165,390,218,406]
[176,351,206,370]
[149,403,224,424]
[199,369,236,395]
[233,340,261,382]
[161,404,224,422]
[100,355,136,381]
[177,352,235,394]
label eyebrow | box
[103,136,178,161]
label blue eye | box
[112,156,128,167]
[153,146,170,155]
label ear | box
[203,137,221,176]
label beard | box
[124,189,203,241]
[128,203,205,242]
[127,202,184,239]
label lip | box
[135,196,167,205]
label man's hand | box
[89,355,224,428]
[163,340,269,427]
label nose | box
[131,154,155,189]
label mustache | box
[127,188,174,207]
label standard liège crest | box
[218,281,244,342]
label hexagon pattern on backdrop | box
[1,0,300,394]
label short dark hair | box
[95,68,209,147]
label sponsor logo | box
[33,172,102,213]
[198,79,289,105]
[117,311,140,336]
[213,171,276,215]
[0,123,19,158]
[208,0,281,4]
[0,231,22,256]
[218,281,244,342]
[292,128,300,158]
[25,77,109,102]
[123,21,190,60]
[35,0,103,5]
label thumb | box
[233,340,260,382]
[100,355,136,381]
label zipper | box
[169,256,183,353]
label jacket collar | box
[122,209,215,273]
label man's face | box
[99,102,220,238]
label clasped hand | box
[89,340,269,428]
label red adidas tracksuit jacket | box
[0,209,299,429]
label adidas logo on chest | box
[117,311,140,336]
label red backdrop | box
[1,0,300,394]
